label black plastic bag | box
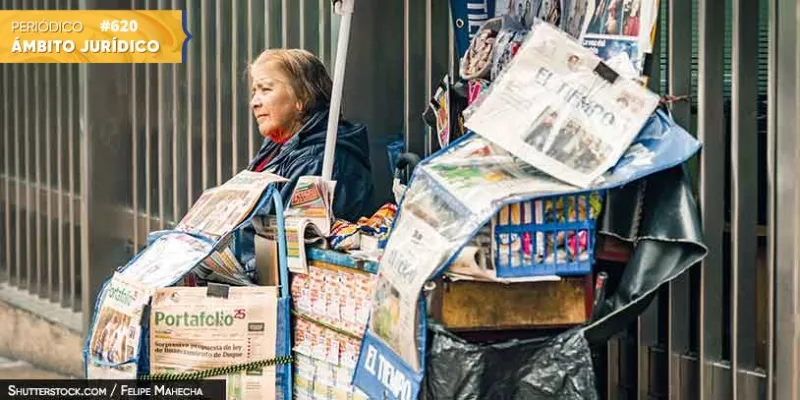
[420,324,598,400]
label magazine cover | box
[465,20,660,188]
[580,0,658,77]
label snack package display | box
[329,203,398,254]
[492,192,604,273]
[356,203,398,247]
[329,220,362,251]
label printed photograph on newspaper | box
[86,273,151,379]
[150,286,278,400]
[177,170,286,241]
[580,0,659,76]
[119,233,212,288]
[367,211,449,372]
[464,20,659,188]
[423,136,577,211]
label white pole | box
[322,0,355,181]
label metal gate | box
[1,0,799,397]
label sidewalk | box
[0,356,69,379]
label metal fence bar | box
[697,0,727,396]
[281,0,288,47]
[131,0,139,250]
[157,0,166,230]
[144,26,153,236]
[173,0,181,222]
[667,0,695,393]
[318,0,331,67]
[731,0,760,395]
[67,52,77,311]
[231,0,239,174]
[2,63,9,283]
[186,2,194,210]
[55,21,65,305]
[215,0,223,185]
[34,60,42,295]
[247,0,254,158]
[424,0,433,156]
[765,0,777,396]
[21,0,28,293]
[404,0,426,157]
[201,1,209,190]
[44,32,53,300]
[771,0,800,396]
[14,61,22,288]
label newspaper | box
[580,0,659,78]
[119,233,212,288]
[86,273,151,379]
[465,20,660,188]
[193,247,254,286]
[368,212,449,372]
[284,176,336,274]
[150,286,278,400]
[177,170,287,241]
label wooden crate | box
[427,276,593,331]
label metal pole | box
[321,0,354,181]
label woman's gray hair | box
[250,48,332,117]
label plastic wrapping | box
[420,324,598,400]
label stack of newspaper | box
[149,286,279,400]
[284,176,336,274]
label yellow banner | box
[0,10,190,63]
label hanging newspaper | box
[580,0,660,78]
[150,286,279,400]
[354,110,702,400]
[177,170,287,242]
[465,19,659,188]
[86,273,151,379]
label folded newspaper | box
[465,19,660,188]
[177,170,287,241]
[86,273,151,379]
[284,176,336,274]
[150,286,279,400]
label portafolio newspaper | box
[465,20,659,188]
[150,286,279,400]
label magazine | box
[150,286,279,400]
[193,247,254,287]
[177,170,287,241]
[580,0,659,78]
[465,20,660,188]
[86,273,151,379]
[284,176,336,274]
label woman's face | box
[250,61,303,143]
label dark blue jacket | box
[247,109,375,222]
[237,110,374,280]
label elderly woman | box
[247,48,374,222]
